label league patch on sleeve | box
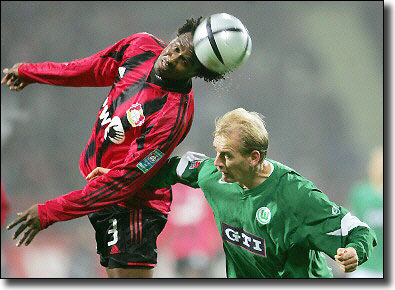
[137,149,164,173]
[189,160,202,169]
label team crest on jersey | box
[256,207,271,225]
[127,103,145,127]
[189,160,201,169]
[332,205,340,215]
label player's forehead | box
[170,33,193,51]
[213,134,240,154]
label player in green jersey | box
[86,108,377,278]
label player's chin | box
[222,173,234,183]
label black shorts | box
[88,205,168,269]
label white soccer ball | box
[193,13,252,74]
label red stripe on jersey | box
[130,211,135,244]
[127,262,157,267]
[134,210,138,243]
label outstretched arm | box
[291,188,377,274]
[2,35,141,88]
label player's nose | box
[214,153,224,168]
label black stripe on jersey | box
[76,168,137,203]
[134,95,169,150]
[101,44,130,62]
[206,16,224,64]
[142,94,168,117]
[111,76,149,112]
[79,97,188,206]
[84,169,140,206]
[84,140,96,166]
[112,51,156,87]
[136,124,154,151]
[110,52,156,111]
[149,35,167,49]
[161,95,189,152]
[121,51,156,72]
[111,52,156,109]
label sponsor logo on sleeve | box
[137,149,164,173]
[221,222,267,257]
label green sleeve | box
[292,188,376,264]
[145,156,182,189]
[146,151,209,189]
[345,225,377,265]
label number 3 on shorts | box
[108,218,118,246]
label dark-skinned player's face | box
[154,33,201,80]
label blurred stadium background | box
[1,1,383,278]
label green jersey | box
[148,152,377,278]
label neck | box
[150,68,192,93]
[238,160,272,190]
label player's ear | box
[249,150,261,167]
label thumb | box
[337,248,346,256]
[86,169,97,181]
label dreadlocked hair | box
[177,17,226,83]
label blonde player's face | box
[154,33,201,80]
[213,131,252,185]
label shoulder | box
[269,159,325,204]
[126,32,167,50]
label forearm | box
[18,60,115,87]
[345,226,377,265]
[37,166,161,229]
[145,156,181,189]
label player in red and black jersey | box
[3,17,225,278]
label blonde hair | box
[213,108,269,161]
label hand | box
[6,204,42,247]
[2,63,30,91]
[86,167,111,181]
[334,247,359,273]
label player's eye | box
[224,153,232,159]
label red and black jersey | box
[18,33,195,229]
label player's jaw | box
[220,171,235,183]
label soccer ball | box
[193,13,252,74]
